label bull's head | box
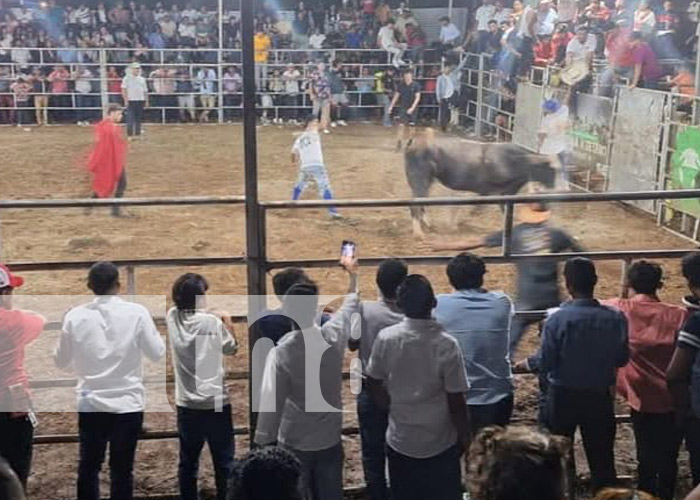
[527,154,557,190]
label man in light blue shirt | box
[434,252,515,431]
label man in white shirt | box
[121,62,149,138]
[349,259,407,500]
[565,24,596,67]
[536,0,559,35]
[439,16,461,48]
[55,261,166,500]
[378,19,407,69]
[308,28,326,50]
[166,273,238,500]
[282,63,302,123]
[475,0,497,52]
[289,116,342,219]
[538,98,571,189]
[366,274,471,500]
[195,66,217,123]
[73,65,94,126]
[255,258,360,500]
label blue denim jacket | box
[540,299,629,390]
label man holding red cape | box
[87,104,128,217]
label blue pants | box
[293,164,338,215]
[289,442,344,500]
[177,405,235,500]
[388,444,463,500]
[358,388,390,500]
[77,410,143,500]
[126,100,144,136]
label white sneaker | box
[323,128,330,134]
[330,121,338,128]
[337,120,348,126]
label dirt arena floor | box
[1,123,698,499]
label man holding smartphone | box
[0,264,45,491]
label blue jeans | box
[177,405,235,500]
[358,388,390,500]
[293,164,338,215]
[77,410,144,500]
[387,444,463,500]
[289,442,344,500]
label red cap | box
[0,264,24,289]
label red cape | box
[87,119,126,198]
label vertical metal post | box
[620,258,631,298]
[657,94,672,223]
[217,0,224,124]
[99,49,108,115]
[475,54,485,138]
[126,265,136,297]
[502,202,514,256]
[242,0,267,444]
[693,47,700,125]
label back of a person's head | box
[376,258,408,300]
[88,261,120,295]
[273,267,310,299]
[682,252,700,290]
[0,457,25,500]
[468,426,569,500]
[447,252,486,290]
[627,260,662,295]
[593,489,656,500]
[564,257,597,296]
[397,274,436,319]
[228,446,303,500]
[172,273,209,311]
[283,280,319,329]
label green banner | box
[670,128,700,218]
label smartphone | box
[341,240,356,260]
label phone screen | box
[341,240,356,259]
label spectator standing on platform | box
[253,29,271,92]
[10,77,31,128]
[195,66,217,123]
[167,273,238,500]
[374,66,396,127]
[329,61,349,127]
[366,274,471,500]
[150,67,177,123]
[439,16,461,49]
[378,19,407,69]
[107,68,122,105]
[435,253,515,432]
[282,63,302,124]
[121,62,148,138]
[436,57,466,132]
[475,0,497,53]
[176,68,196,123]
[74,65,95,126]
[655,1,680,59]
[536,0,559,37]
[667,252,700,487]
[222,66,242,122]
[48,64,70,123]
[603,261,687,500]
[30,69,48,126]
[538,258,629,492]
[254,259,359,500]
[0,264,45,491]
[350,258,408,500]
[55,261,166,500]
[633,0,656,38]
[628,32,662,89]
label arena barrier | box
[2,189,700,498]
[0,46,442,126]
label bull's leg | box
[411,206,431,237]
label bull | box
[405,132,557,236]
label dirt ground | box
[1,123,698,499]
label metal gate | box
[512,82,544,152]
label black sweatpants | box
[545,385,617,492]
[126,100,145,136]
[0,412,34,489]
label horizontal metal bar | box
[7,256,246,272]
[0,196,246,210]
[261,189,700,210]
[266,249,698,270]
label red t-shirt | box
[0,308,45,393]
[603,295,688,413]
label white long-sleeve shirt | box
[378,25,398,50]
[255,293,359,451]
[167,308,237,410]
[55,296,166,413]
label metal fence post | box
[502,201,514,256]
[126,265,136,297]
[99,49,108,115]
[620,258,631,298]
[475,53,485,138]
[657,93,672,225]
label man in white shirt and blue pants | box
[55,261,166,500]
[291,115,341,219]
